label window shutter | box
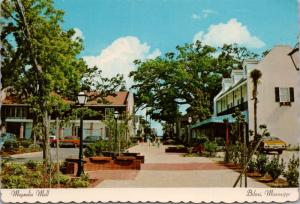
[290,87,294,102]
[275,87,280,102]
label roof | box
[2,95,23,105]
[2,91,130,107]
[217,77,247,99]
[86,91,129,106]
[191,111,248,129]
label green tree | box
[130,42,258,134]
[2,0,88,161]
[1,0,125,161]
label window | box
[105,108,114,118]
[275,87,294,105]
[279,88,290,102]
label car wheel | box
[278,150,283,154]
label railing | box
[217,101,248,116]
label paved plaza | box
[92,143,268,188]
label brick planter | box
[65,156,141,175]
[165,147,188,153]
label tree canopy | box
[130,41,258,124]
[1,0,125,161]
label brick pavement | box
[91,143,268,187]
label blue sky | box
[54,0,298,135]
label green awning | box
[191,111,248,129]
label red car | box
[50,135,80,147]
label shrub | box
[283,154,299,187]
[52,172,71,185]
[225,144,243,165]
[80,173,89,181]
[26,160,39,170]
[3,162,29,176]
[267,156,285,180]
[29,171,43,187]
[70,176,89,188]
[215,137,225,146]
[204,141,218,157]
[256,153,268,175]
[1,175,29,188]
[198,136,208,144]
[28,144,41,152]
[20,140,32,148]
[3,140,19,149]
[247,159,257,172]
[94,140,111,156]
[1,159,9,168]
[84,144,96,157]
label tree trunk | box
[253,84,258,140]
[42,109,49,162]
[31,115,38,145]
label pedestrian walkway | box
[93,143,267,187]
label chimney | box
[231,69,245,84]
[242,59,259,75]
[222,78,233,92]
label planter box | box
[136,155,145,163]
[165,147,188,153]
[122,152,140,157]
[65,155,141,175]
[116,156,136,161]
[90,156,112,161]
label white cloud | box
[192,14,202,20]
[192,9,217,20]
[193,18,265,48]
[83,36,161,88]
[71,28,84,41]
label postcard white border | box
[0,188,298,203]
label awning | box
[191,111,248,129]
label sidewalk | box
[93,143,267,187]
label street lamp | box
[114,111,119,154]
[288,43,299,71]
[77,91,87,177]
[188,117,192,146]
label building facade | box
[1,91,135,141]
[192,45,299,147]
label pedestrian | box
[157,137,160,148]
[146,135,151,147]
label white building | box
[192,45,299,147]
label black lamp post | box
[77,91,87,177]
[114,111,119,154]
[288,43,299,71]
[188,116,192,146]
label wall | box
[247,45,299,146]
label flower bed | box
[0,160,92,188]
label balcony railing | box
[217,101,248,116]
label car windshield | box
[85,136,99,140]
[263,137,280,141]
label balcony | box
[217,101,248,116]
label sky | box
[54,0,298,136]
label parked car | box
[0,133,17,150]
[83,136,101,147]
[49,135,58,147]
[60,136,80,147]
[258,136,287,154]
